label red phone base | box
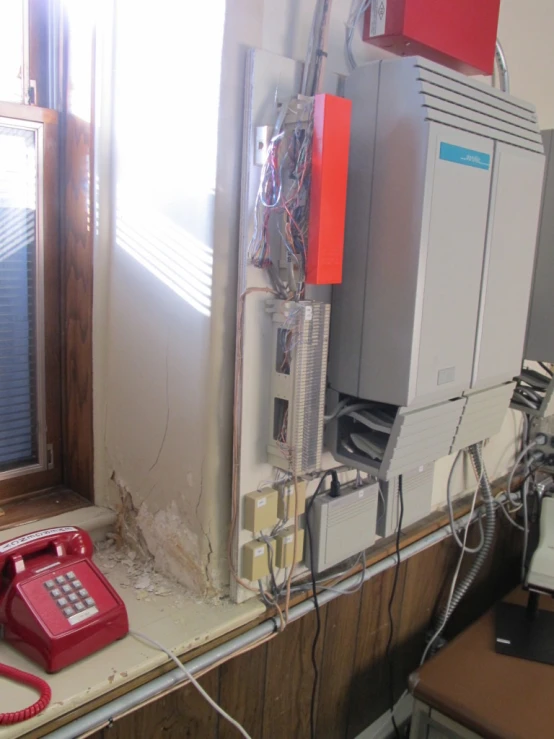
[0,527,129,673]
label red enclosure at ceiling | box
[363,0,501,76]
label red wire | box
[0,662,52,725]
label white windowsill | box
[0,507,265,738]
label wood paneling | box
[393,538,458,698]
[346,561,408,738]
[316,588,362,739]
[262,608,328,739]
[62,112,94,499]
[218,642,268,739]
[31,518,522,739]
[99,672,219,739]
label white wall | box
[92,0,554,596]
[93,0,230,595]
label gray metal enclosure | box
[329,57,544,411]
[525,129,554,363]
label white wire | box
[130,631,253,739]
[495,494,525,531]
[506,438,540,506]
[420,463,483,666]
[446,450,484,554]
[345,0,372,70]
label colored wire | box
[130,631,252,739]
[385,474,404,739]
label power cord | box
[385,474,404,739]
[130,631,252,739]
[306,469,339,739]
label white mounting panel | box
[232,49,346,603]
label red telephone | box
[0,526,128,673]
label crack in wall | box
[149,340,170,472]
[195,467,215,589]
[109,469,214,597]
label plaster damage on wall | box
[108,470,216,598]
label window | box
[0,106,61,502]
[0,0,28,104]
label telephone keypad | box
[45,570,99,621]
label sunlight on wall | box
[114,0,226,316]
[116,194,213,316]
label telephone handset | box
[0,526,128,675]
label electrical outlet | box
[241,539,275,581]
[275,527,304,568]
[243,489,279,532]
[277,481,306,520]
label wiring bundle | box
[248,98,315,300]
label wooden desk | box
[410,588,554,739]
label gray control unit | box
[376,465,434,538]
[327,56,544,477]
[330,56,544,409]
[306,481,379,574]
[525,130,554,363]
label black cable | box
[540,361,553,377]
[385,474,404,739]
[306,469,337,739]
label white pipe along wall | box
[92,0,554,595]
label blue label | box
[439,142,491,171]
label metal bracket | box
[254,125,272,166]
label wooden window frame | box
[0,1,95,515]
[0,104,62,504]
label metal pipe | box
[46,508,477,739]
[495,39,510,93]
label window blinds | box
[0,123,38,472]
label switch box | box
[275,527,305,569]
[306,482,379,574]
[277,481,307,520]
[377,465,434,538]
[241,539,276,581]
[243,489,279,532]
